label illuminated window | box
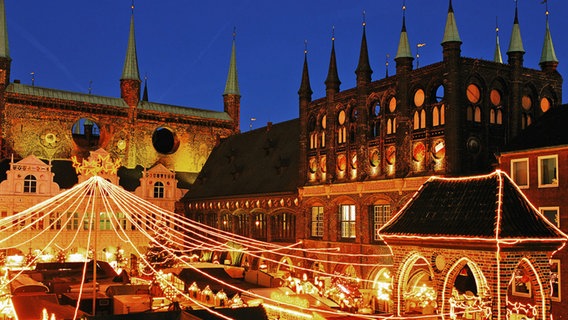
[522,113,532,129]
[511,158,529,188]
[540,207,560,227]
[153,182,165,198]
[311,206,324,238]
[271,212,295,241]
[66,212,79,230]
[236,214,250,236]
[372,204,391,241]
[116,212,127,230]
[551,259,561,302]
[538,155,558,187]
[99,212,112,230]
[253,212,267,240]
[221,213,232,232]
[24,175,37,193]
[512,266,532,297]
[51,212,62,230]
[339,204,356,239]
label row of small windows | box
[311,204,391,241]
[4,211,173,231]
[194,212,295,242]
[511,155,558,189]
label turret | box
[120,6,141,108]
[324,30,341,98]
[507,3,525,139]
[0,0,10,88]
[298,44,312,186]
[441,0,463,175]
[355,18,372,180]
[223,30,241,133]
[539,8,558,73]
[494,19,503,64]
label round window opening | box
[152,127,179,154]
[72,118,101,150]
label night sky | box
[6,1,567,131]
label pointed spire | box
[442,0,462,44]
[142,75,149,101]
[298,40,313,100]
[494,17,503,63]
[121,2,140,81]
[325,27,340,93]
[0,0,9,59]
[395,3,412,59]
[223,27,240,96]
[507,1,525,54]
[539,5,558,66]
[355,11,372,84]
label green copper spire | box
[442,0,462,44]
[507,4,525,54]
[121,11,140,81]
[539,13,558,64]
[395,5,412,59]
[494,19,503,63]
[223,29,240,96]
[0,0,9,58]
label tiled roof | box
[380,171,567,241]
[7,83,232,121]
[501,105,568,152]
[183,119,299,201]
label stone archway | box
[506,257,547,320]
[396,253,437,316]
[367,267,393,314]
[442,257,491,320]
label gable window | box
[540,207,560,227]
[153,182,165,198]
[339,204,356,239]
[538,155,558,187]
[372,204,391,241]
[24,175,37,193]
[510,158,529,188]
[311,206,324,238]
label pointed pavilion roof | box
[441,0,461,44]
[380,171,567,244]
[355,22,372,83]
[395,8,412,59]
[539,14,558,64]
[494,22,503,63]
[298,46,312,100]
[142,76,149,101]
[324,33,340,92]
[507,5,525,54]
[0,0,9,58]
[223,31,240,96]
[121,11,140,81]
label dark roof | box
[380,171,567,241]
[183,119,299,201]
[12,294,86,320]
[502,105,568,152]
[177,266,257,297]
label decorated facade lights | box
[448,290,491,320]
[506,301,538,319]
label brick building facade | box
[184,2,565,319]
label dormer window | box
[24,175,37,193]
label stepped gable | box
[380,171,565,240]
[184,119,299,200]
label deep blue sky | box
[6,1,568,131]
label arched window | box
[235,213,250,237]
[24,175,37,193]
[271,212,296,242]
[252,212,267,240]
[221,213,232,232]
[153,182,165,198]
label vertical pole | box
[92,179,98,315]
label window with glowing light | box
[339,204,356,239]
[66,212,79,230]
[512,266,532,298]
[372,204,391,241]
[23,174,37,193]
[235,213,250,236]
[538,155,558,187]
[100,212,112,230]
[253,212,267,240]
[50,212,62,230]
[540,207,560,228]
[271,212,295,242]
[153,181,165,198]
[511,158,529,188]
[311,206,324,238]
[221,213,232,232]
[550,259,561,302]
